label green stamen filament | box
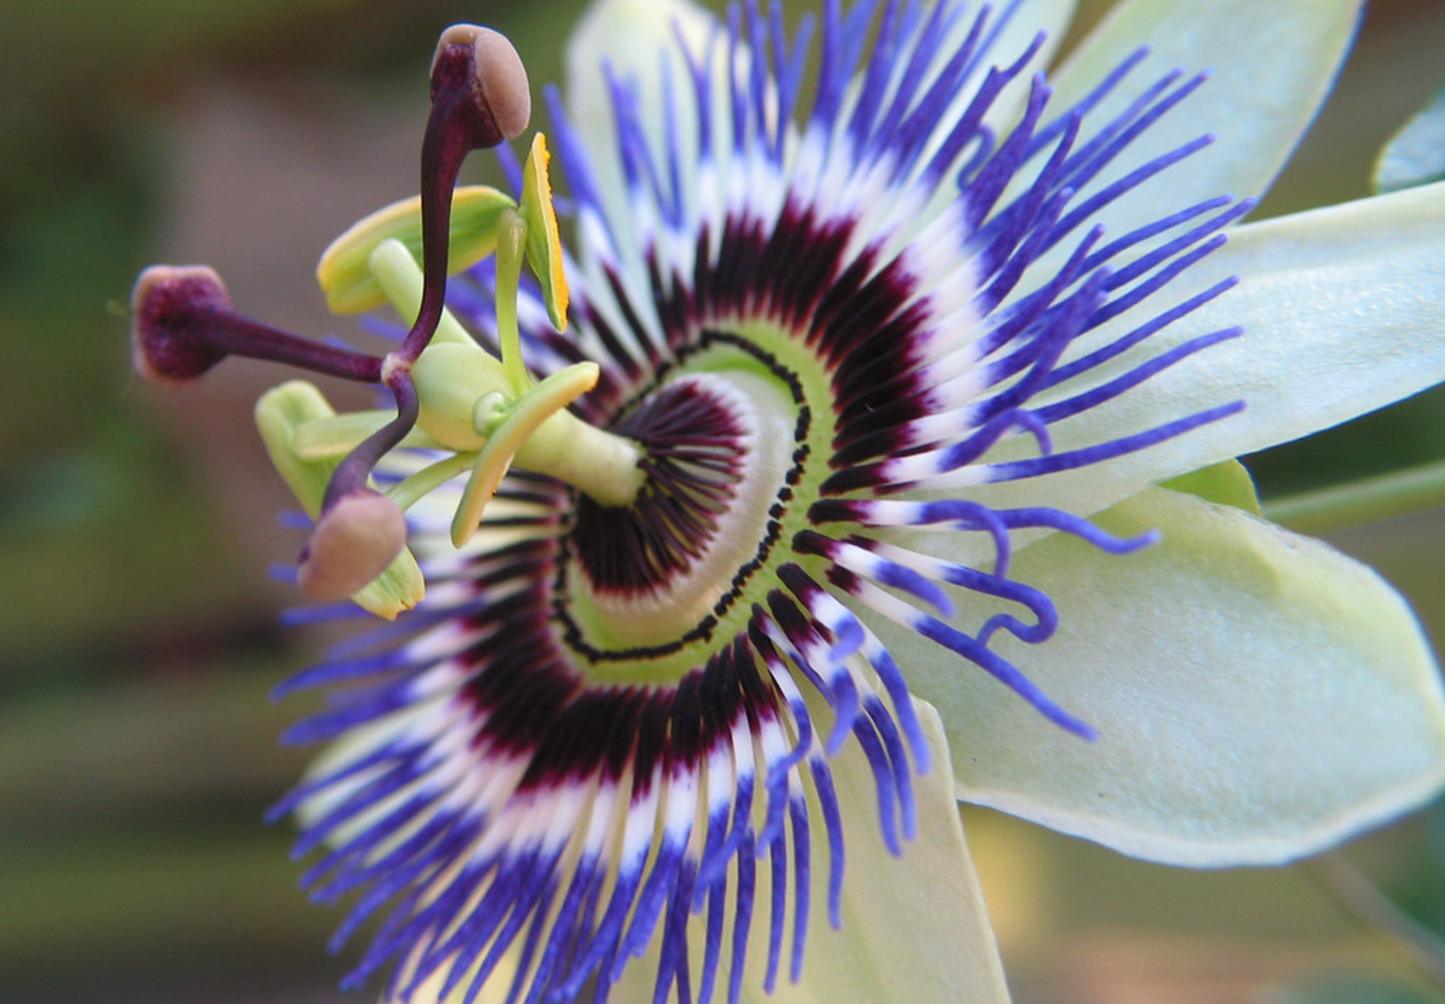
[495,207,531,393]
[364,237,646,512]
[387,452,478,512]
[291,411,449,459]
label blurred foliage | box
[1271,975,1445,1004]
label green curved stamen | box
[373,240,645,508]
[306,132,645,539]
[387,452,479,512]
[291,411,450,459]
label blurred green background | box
[2,0,1445,1002]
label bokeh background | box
[3,0,1445,1002]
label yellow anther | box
[520,133,570,332]
[318,186,517,315]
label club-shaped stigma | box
[131,265,385,387]
[311,25,536,591]
[404,24,532,362]
[130,24,648,609]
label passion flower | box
[130,1,1445,1002]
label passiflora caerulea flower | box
[130,0,1445,1002]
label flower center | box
[558,362,804,664]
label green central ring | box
[551,323,838,686]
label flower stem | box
[1262,459,1445,534]
[1312,851,1445,987]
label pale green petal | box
[564,0,718,234]
[990,0,1076,79]
[755,700,1009,1004]
[399,946,528,1004]
[1375,85,1445,194]
[913,0,1077,225]
[1046,0,1362,235]
[564,0,716,125]
[960,181,1445,540]
[606,701,1010,1004]
[894,487,1445,867]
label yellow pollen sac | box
[316,186,518,315]
[519,132,570,332]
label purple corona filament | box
[247,2,1254,1003]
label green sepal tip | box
[1160,459,1262,515]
